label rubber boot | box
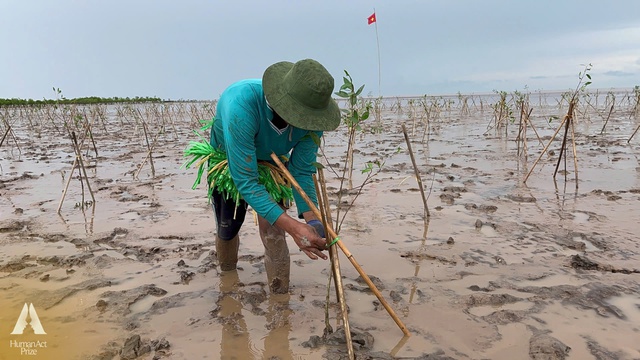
[258,217,290,294]
[216,234,239,271]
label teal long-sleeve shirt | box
[209,79,322,225]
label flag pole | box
[373,8,381,97]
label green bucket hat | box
[263,59,341,131]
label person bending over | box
[209,58,340,293]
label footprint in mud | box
[505,194,537,203]
[529,332,571,360]
[465,203,498,213]
[0,219,30,233]
[439,186,467,205]
[583,336,627,359]
[100,284,169,316]
[400,250,457,265]
[110,186,148,202]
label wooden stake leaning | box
[58,131,95,213]
[0,125,10,148]
[270,153,411,337]
[57,157,78,213]
[523,105,574,185]
[71,131,95,204]
[401,124,430,218]
[551,101,579,185]
[629,123,640,143]
[134,124,164,180]
[599,104,614,135]
[0,117,22,154]
[313,172,354,360]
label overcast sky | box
[1,1,639,100]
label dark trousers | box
[211,188,248,241]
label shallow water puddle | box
[572,235,601,252]
[516,273,591,288]
[0,276,121,359]
[607,294,640,323]
[534,301,640,359]
[483,323,531,359]
[468,301,533,317]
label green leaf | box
[308,132,321,147]
[335,91,349,98]
[312,162,325,169]
[584,81,592,86]
[586,74,591,80]
[355,84,365,96]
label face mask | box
[266,98,288,129]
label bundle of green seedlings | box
[183,130,293,206]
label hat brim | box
[263,61,341,132]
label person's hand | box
[290,222,328,260]
[307,220,325,238]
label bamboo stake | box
[553,101,578,184]
[134,124,163,180]
[71,131,95,203]
[523,115,568,184]
[516,103,525,157]
[57,157,78,213]
[522,109,529,159]
[401,124,430,218]
[318,171,352,336]
[314,172,354,360]
[523,108,546,150]
[314,174,341,302]
[142,121,155,177]
[0,126,9,148]
[628,123,640,143]
[553,112,571,180]
[83,111,99,157]
[57,117,95,213]
[570,114,579,188]
[599,104,614,134]
[0,117,21,154]
[270,153,411,337]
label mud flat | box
[1,96,639,359]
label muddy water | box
[1,97,640,359]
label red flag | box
[367,12,376,25]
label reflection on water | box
[218,270,294,360]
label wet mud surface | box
[1,96,640,359]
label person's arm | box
[222,99,284,225]
[288,131,323,217]
[275,213,327,260]
[222,97,327,260]
[286,131,330,247]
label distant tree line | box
[0,96,163,107]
